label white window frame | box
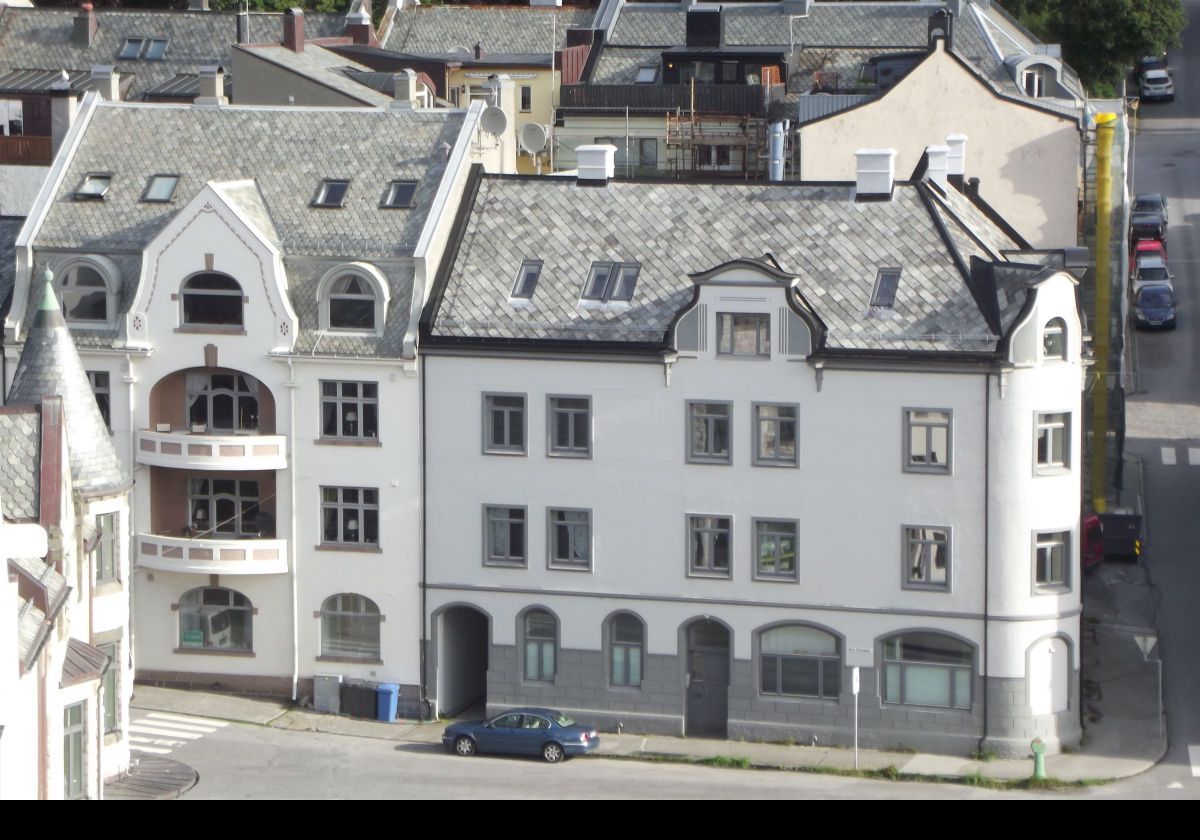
[1035,411,1070,474]
[100,641,119,734]
[903,525,951,591]
[87,370,111,431]
[686,400,732,464]
[716,312,770,357]
[189,477,262,539]
[903,408,952,474]
[687,513,732,579]
[1033,530,1071,593]
[484,505,527,567]
[177,586,254,652]
[547,395,591,458]
[547,507,592,571]
[482,393,527,455]
[317,263,390,337]
[753,403,797,467]
[752,518,798,581]
[63,701,86,799]
[1042,318,1067,361]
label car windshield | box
[1133,198,1161,214]
[1138,266,1168,282]
[1139,288,1172,307]
[551,712,575,727]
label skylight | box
[635,65,658,84]
[142,174,179,203]
[312,179,351,208]
[381,179,419,209]
[870,267,902,308]
[75,173,112,201]
[118,37,170,61]
[581,261,639,302]
[512,260,543,299]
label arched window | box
[608,612,644,687]
[186,371,260,433]
[320,593,381,660]
[178,587,253,652]
[1042,317,1067,361]
[61,264,109,324]
[522,609,557,682]
[182,272,243,327]
[759,625,841,699]
[881,631,973,709]
[328,274,377,331]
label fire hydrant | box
[1031,738,1046,780]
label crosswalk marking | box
[129,724,205,740]
[129,711,227,756]
[1162,446,1177,465]
[138,717,222,734]
[144,712,229,729]
[1189,745,1200,778]
[1189,448,1200,466]
[127,742,173,756]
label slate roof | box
[234,42,395,107]
[0,407,41,522]
[383,5,598,55]
[0,7,346,100]
[0,216,23,318]
[62,637,110,686]
[426,172,1052,354]
[11,555,68,669]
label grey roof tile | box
[0,216,24,319]
[0,408,41,521]
[287,258,414,358]
[384,5,597,55]
[237,43,395,107]
[590,46,662,85]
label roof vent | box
[576,144,616,184]
[855,148,896,201]
[925,144,950,189]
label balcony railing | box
[136,429,287,471]
[559,84,768,116]
[0,135,52,165]
[137,533,288,575]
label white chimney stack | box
[91,65,120,101]
[946,133,968,180]
[925,144,950,189]
[855,148,896,200]
[576,144,617,183]
[196,65,227,107]
[391,69,417,110]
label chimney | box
[236,7,250,44]
[928,9,953,51]
[783,0,813,15]
[924,144,950,189]
[346,9,374,46]
[188,0,211,10]
[196,65,227,107]
[90,65,120,101]
[49,74,78,156]
[73,3,98,48]
[283,7,305,53]
[390,69,417,110]
[473,42,482,60]
[945,133,967,187]
[576,144,616,184]
[854,148,896,201]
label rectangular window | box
[547,396,590,458]
[511,260,542,299]
[320,486,379,547]
[638,137,657,170]
[904,526,950,590]
[687,401,731,463]
[142,174,179,203]
[1035,531,1070,590]
[381,179,419,209]
[75,173,111,201]
[754,519,798,581]
[483,393,526,454]
[548,508,591,571]
[484,506,526,567]
[1036,412,1069,471]
[689,514,731,577]
[520,85,532,112]
[320,380,379,440]
[95,512,118,584]
[63,702,85,799]
[100,642,118,734]
[190,478,263,538]
[581,261,639,302]
[754,403,797,466]
[905,408,951,473]
[87,370,111,431]
[118,38,144,60]
[717,313,770,357]
[312,178,350,208]
[870,267,902,308]
[635,65,658,84]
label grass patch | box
[971,747,998,762]
[698,755,752,769]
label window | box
[687,401,731,463]
[1035,530,1070,591]
[320,593,381,660]
[312,178,351,208]
[189,478,263,538]
[142,174,179,202]
[64,702,85,799]
[581,261,639,302]
[186,372,259,433]
[99,642,119,734]
[61,265,110,324]
[321,381,378,440]
[548,396,590,457]
[882,632,973,709]
[870,267,902,308]
[181,272,243,327]
[95,512,118,583]
[688,514,731,577]
[520,85,532,112]
[483,393,526,454]
[635,65,658,84]
[144,37,170,60]
[904,526,950,590]
[760,625,840,699]
[321,487,379,547]
[118,38,143,60]
[609,613,644,687]
[717,313,770,357]
[523,609,557,682]
[1043,318,1067,360]
[382,179,418,209]
[754,519,797,581]
[511,260,542,299]
[1022,68,1044,97]
[328,274,376,331]
[637,137,657,170]
[74,173,111,200]
[548,508,591,570]
[88,370,111,430]
[1035,412,1069,471]
[905,409,951,474]
[178,587,253,652]
[484,505,526,567]
[754,404,797,466]
[118,37,169,60]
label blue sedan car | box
[442,708,599,763]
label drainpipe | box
[418,352,431,721]
[287,358,299,702]
[124,353,137,710]
[979,371,991,754]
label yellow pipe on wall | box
[1091,112,1117,514]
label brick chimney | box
[283,7,305,53]
[73,3,98,48]
[346,10,374,46]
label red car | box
[1130,239,1167,273]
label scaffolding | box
[665,110,768,180]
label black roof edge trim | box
[954,179,1033,250]
[419,162,486,340]
[420,334,669,356]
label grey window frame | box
[99,641,119,734]
[581,261,639,302]
[522,609,558,683]
[686,400,732,464]
[753,402,797,466]
[546,507,592,572]
[482,392,527,455]
[178,586,253,652]
[87,370,111,431]
[74,172,111,201]
[141,173,179,203]
[511,259,543,299]
[483,505,527,568]
[608,612,645,688]
[190,478,261,539]
[320,380,379,440]
[758,625,842,700]
[881,632,973,710]
[381,179,419,209]
[118,38,144,60]
[63,701,86,799]
[320,486,380,547]
[1035,411,1070,473]
[61,264,111,325]
[95,511,119,584]
[1033,530,1071,593]
[870,267,902,308]
[312,178,351,208]
[902,525,951,591]
[687,513,732,579]
[519,85,532,112]
[716,312,770,357]
[903,408,952,474]
[547,395,591,458]
[752,518,798,582]
[320,593,382,660]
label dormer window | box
[182,272,244,327]
[870,267,902,308]
[381,179,419,209]
[75,173,111,201]
[119,37,170,61]
[581,261,639,302]
[312,179,351,208]
[1043,318,1067,361]
[61,265,109,324]
[635,65,658,84]
[717,313,770,357]
[328,274,376,331]
[512,260,543,299]
[142,174,179,203]
[1022,68,1044,98]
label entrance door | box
[685,621,730,737]
[438,606,490,716]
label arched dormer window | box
[182,272,243,327]
[318,263,389,336]
[1042,317,1067,361]
[57,257,120,328]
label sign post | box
[852,666,860,769]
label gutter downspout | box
[287,358,299,702]
[418,351,430,721]
[979,370,991,754]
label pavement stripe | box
[1189,448,1200,466]
[130,735,187,747]
[128,724,206,740]
[1162,446,1177,465]
[137,716,221,733]
[144,712,229,728]
[1190,745,1200,778]
[129,744,173,755]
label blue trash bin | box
[377,683,399,722]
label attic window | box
[635,65,658,84]
[142,174,179,203]
[581,261,639,302]
[870,267,902,308]
[512,260,543,299]
[381,180,419,209]
[312,179,351,208]
[119,37,170,61]
[75,173,112,201]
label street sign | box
[1134,634,1158,657]
[852,666,860,695]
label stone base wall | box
[981,673,1082,758]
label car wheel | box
[454,736,477,757]
[541,742,565,763]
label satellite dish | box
[481,105,508,137]
[519,123,548,154]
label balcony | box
[137,533,288,575]
[136,429,287,471]
[0,135,52,166]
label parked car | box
[1138,68,1175,101]
[1134,283,1177,329]
[1130,211,1166,244]
[1132,255,1172,291]
[1130,238,1167,272]
[443,708,599,763]
[1135,54,1167,76]
[1132,193,1168,226]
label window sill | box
[686,457,732,466]
[94,580,124,597]
[104,730,123,746]
[714,354,771,361]
[547,563,592,573]
[687,570,732,580]
[752,573,798,583]
[903,583,951,593]
[1035,466,1072,477]
[315,438,383,447]
[174,647,255,658]
[316,655,383,665]
[903,466,952,476]
[1034,584,1071,596]
[547,450,592,460]
[759,693,840,705]
[485,561,528,569]
[482,448,528,457]
[314,544,383,554]
[175,326,247,336]
[753,459,798,469]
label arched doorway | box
[685,619,730,737]
[438,605,490,717]
[1029,636,1070,716]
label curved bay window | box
[759,625,841,699]
[328,274,377,331]
[320,593,381,660]
[882,632,973,710]
[187,372,259,433]
[189,478,266,538]
[61,264,111,324]
[178,587,253,652]
[182,272,243,327]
